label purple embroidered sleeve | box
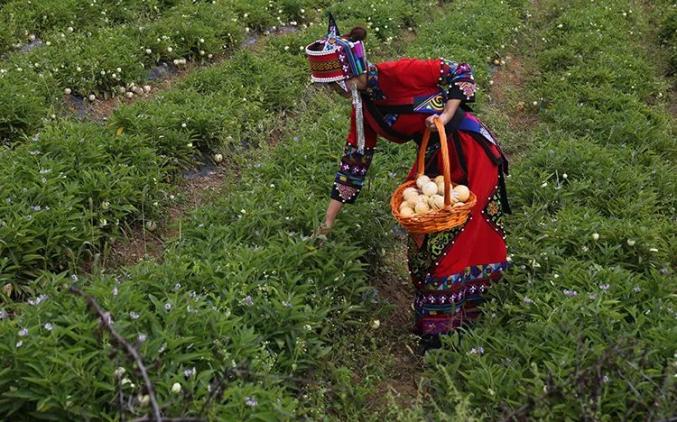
[330,144,375,204]
[437,58,476,103]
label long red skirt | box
[407,129,509,336]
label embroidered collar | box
[365,63,386,100]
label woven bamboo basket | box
[390,117,476,235]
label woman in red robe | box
[307,21,511,350]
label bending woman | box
[306,17,511,349]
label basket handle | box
[417,117,452,207]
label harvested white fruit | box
[415,200,430,214]
[430,194,445,210]
[403,187,419,202]
[405,196,419,208]
[453,201,465,208]
[436,181,445,195]
[422,181,438,196]
[452,185,470,202]
[434,175,445,185]
[416,175,431,189]
[399,201,411,212]
[400,206,415,217]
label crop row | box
[0,0,431,295]
[416,0,676,419]
[0,1,465,418]
[0,0,424,144]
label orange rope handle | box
[416,117,453,207]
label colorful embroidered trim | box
[437,58,476,102]
[330,145,375,204]
[416,261,510,291]
[365,63,386,100]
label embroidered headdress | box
[305,14,368,83]
[305,15,369,153]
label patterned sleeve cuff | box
[330,145,375,204]
[438,58,476,103]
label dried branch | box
[70,285,163,422]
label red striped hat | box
[305,15,368,83]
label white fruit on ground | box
[422,182,438,196]
[64,88,71,95]
[400,206,414,218]
[88,94,96,101]
[171,382,181,394]
[403,187,418,201]
[415,200,430,214]
[125,92,134,99]
[452,185,470,202]
[416,175,431,189]
[213,153,223,163]
[143,85,151,93]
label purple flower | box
[18,328,28,337]
[563,289,578,297]
[243,295,254,306]
[599,284,610,291]
[469,346,485,355]
[244,396,257,407]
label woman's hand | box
[425,114,446,132]
[425,99,462,131]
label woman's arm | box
[425,98,462,130]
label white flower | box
[114,367,126,378]
[562,173,568,179]
[164,303,172,311]
[540,182,548,188]
[627,239,636,246]
[186,142,193,148]
[599,284,610,291]
[184,367,196,379]
[244,396,257,407]
[101,201,110,210]
[112,287,119,296]
[167,46,173,53]
[145,48,152,54]
[43,322,53,331]
[138,394,150,406]
[18,328,28,337]
[592,233,599,241]
[370,319,380,329]
[137,333,147,343]
[243,295,254,306]
[523,296,534,305]
[171,382,182,394]
[129,311,140,320]
[16,341,23,348]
